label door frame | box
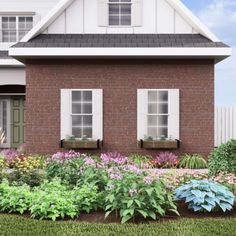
[0,96,11,148]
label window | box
[72,91,93,139]
[0,99,10,148]
[1,16,33,42]
[147,91,168,138]
[137,89,179,140]
[108,0,132,26]
[61,89,103,140]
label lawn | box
[0,214,236,236]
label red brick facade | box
[25,59,214,157]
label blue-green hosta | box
[175,180,235,212]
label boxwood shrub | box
[208,139,236,176]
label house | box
[0,0,231,156]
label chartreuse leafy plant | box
[0,179,31,214]
[175,180,235,212]
[209,139,236,176]
[179,154,207,169]
[104,170,179,223]
[30,179,77,220]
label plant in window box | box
[140,135,179,150]
[61,135,101,150]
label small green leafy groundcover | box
[175,180,235,212]
[0,215,236,236]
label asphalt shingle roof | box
[12,34,228,48]
[0,51,11,59]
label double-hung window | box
[108,0,132,26]
[1,16,33,42]
[137,89,179,140]
[61,89,103,140]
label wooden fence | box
[215,107,236,147]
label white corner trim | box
[9,47,232,58]
[21,0,75,42]
[166,0,219,42]
[0,59,24,67]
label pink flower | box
[84,157,96,167]
[144,176,154,185]
[110,173,123,180]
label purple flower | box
[122,164,142,174]
[50,150,81,163]
[1,149,18,164]
[110,173,123,180]
[84,157,96,167]
[144,176,154,185]
[100,152,128,165]
[154,152,178,168]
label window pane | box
[158,91,168,102]
[148,116,157,126]
[72,115,82,126]
[157,103,168,114]
[83,115,92,126]
[121,4,131,14]
[121,15,131,25]
[147,127,157,137]
[82,103,92,114]
[157,115,168,126]
[148,91,157,102]
[72,103,81,114]
[148,103,157,114]
[82,91,92,102]
[109,15,119,25]
[83,127,92,138]
[109,4,119,14]
[121,0,131,2]
[72,127,82,138]
[157,127,168,137]
[9,31,17,42]
[72,91,81,102]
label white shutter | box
[92,89,103,140]
[98,0,108,26]
[137,89,148,140]
[132,0,142,26]
[60,89,71,140]
[168,89,180,140]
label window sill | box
[138,139,180,150]
[61,139,102,150]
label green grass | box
[0,215,236,236]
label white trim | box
[9,47,232,59]
[21,0,74,42]
[0,98,11,148]
[0,59,24,67]
[166,0,219,42]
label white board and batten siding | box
[215,107,236,147]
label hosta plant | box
[179,154,207,169]
[154,152,178,168]
[175,180,235,212]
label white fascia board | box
[9,47,232,58]
[0,59,24,67]
[21,0,74,42]
[166,0,219,42]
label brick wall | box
[25,59,214,157]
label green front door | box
[11,96,25,148]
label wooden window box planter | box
[60,139,102,150]
[139,139,180,150]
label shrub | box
[209,140,236,176]
[154,152,178,168]
[0,179,31,214]
[175,180,235,212]
[6,170,45,187]
[104,169,178,223]
[179,154,207,169]
[128,154,153,168]
[30,179,77,220]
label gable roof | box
[21,0,219,43]
[15,34,227,48]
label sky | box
[182,0,236,106]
